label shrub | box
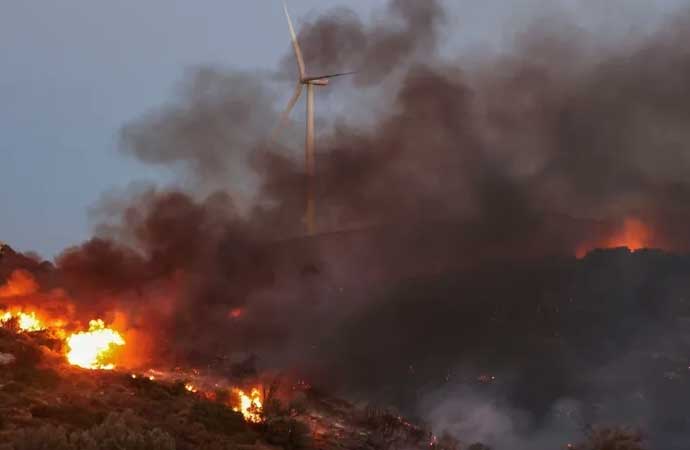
[13,367,60,389]
[127,376,172,401]
[214,389,230,404]
[11,425,71,450]
[189,401,246,436]
[434,432,462,450]
[30,404,104,428]
[288,393,308,415]
[10,412,176,450]
[71,412,175,450]
[265,418,312,450]
[168,381,188,397]
[263,397,285,418]
[467,444,492,450]
[576,426,646,450]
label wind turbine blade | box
[283,1,306,80]
[271,82,304,140]
[303,71,357,82]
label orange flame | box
[0,310,45,332]
[576,218,654,258]
[66,319,125,370]
[233,388,263,423]
[0,270,39,298]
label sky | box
[1,0,687,258]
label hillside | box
[0,322,446,450]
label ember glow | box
[576,218,655,258]
[228,308,243,319]
[66,319,125,370]
[602,218,652,252]
[233,388,263,423]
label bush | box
[127,376,173,401]
[10,412,176,450]
[213,389,230,404]
[11,425,71,450]
[434,432,462,450]
[263,397,285,418]
[189,401,246,436]
[576,426,646,450]
[168,381,188,397]
[467,444,492,450]
[72,412,175,450]
[30,404,104,428]
[265,418,312,450]
[13,367,60,389]
[288,393,308,415]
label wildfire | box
[66,319,125,370]
[233,388,264,423]
[0,311,45,332]
[0,270,39,298]
[576,218,655,258]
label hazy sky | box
[1,0,686,258]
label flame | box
[602,218,651,252]
[0,270,39,298]
[576,218,654,258]
[1,311,45,332]
[233,388,263,423]
[66,319,125,370]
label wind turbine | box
[274,1,355,236]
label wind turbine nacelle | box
[305,78,329,86]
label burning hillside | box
[0,314,459,450]
[6,0,690,448]
[0,269,125,371]
[0,258,453,449]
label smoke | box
[119,69,274,200]
[4,0,690,447]
[281,0,444,85]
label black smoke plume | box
[5,0,690,448]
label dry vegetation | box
[0,326,650,450]
[0,327,436,450]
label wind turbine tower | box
[274,1,354,236]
